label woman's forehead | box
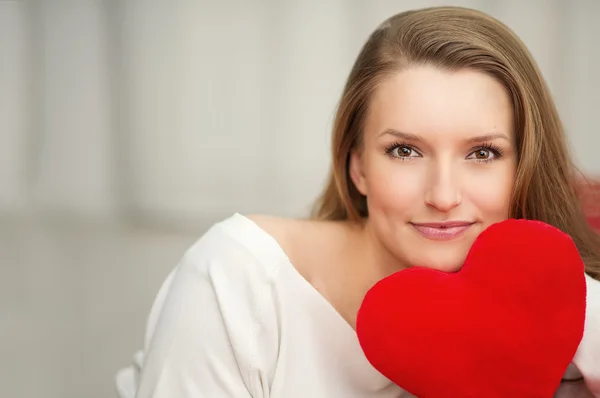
[365,66,514,143]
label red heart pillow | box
[356,219,587,398]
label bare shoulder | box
[245,213,306,239]
[245,213,331,248]
[245,213,346,276]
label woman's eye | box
[392,146,417,158]
[467,149,495,161]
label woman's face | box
[350,65,517,272]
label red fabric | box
[356,219,587,398]
[577,176,600,231]
[589,216,600,231]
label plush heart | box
[356,219,587,398]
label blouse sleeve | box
[574,273,600,397]
[134,229,280,398]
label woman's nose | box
[424,163,462,212]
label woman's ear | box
[349,150,368,196]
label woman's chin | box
[422,261,465,273]
[408,252,468,273]
[399,233,474,274]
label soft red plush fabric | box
[356,219,587,398]
[577,177,600,231]
[589,216,600,231]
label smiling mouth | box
[410,222,475,241]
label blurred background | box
[1,0,599,397]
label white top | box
[116,213,600,398]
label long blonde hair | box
[312,6,600,279]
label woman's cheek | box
[373,165,426,210]
[463,169,513,218]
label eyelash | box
[384,142,504,163]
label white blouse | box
[116,213,600,398]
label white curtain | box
[2,0,599,228]
[1,1,599,398]
[0,1,29,214]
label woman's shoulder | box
[242,213,326,251]
[118,213,295,397]
[187,212,350,292]
[185,213,291,268]
[175,212,327,285]
[241,213,348,280]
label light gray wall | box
[1,1,599,397]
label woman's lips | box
[410,222,475,241]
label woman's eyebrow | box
[378,129,509,144]
[465,133,510,144]
[378,129,424,143]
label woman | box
[117,6,600,397]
